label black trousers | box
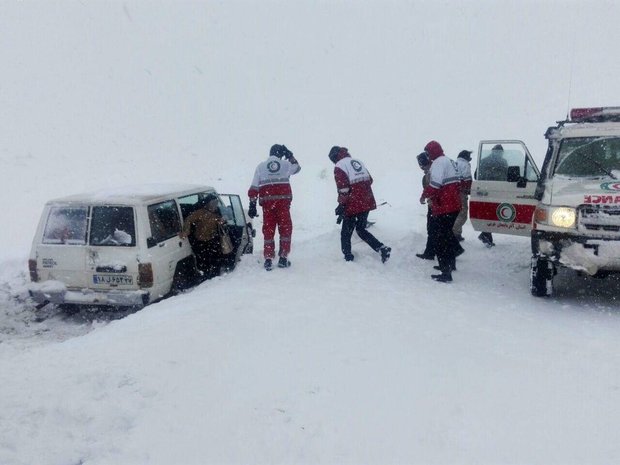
[423,208,438,257]
[434,212,459,273]
[341,211,383,256]
[193,238,222,280]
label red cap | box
[424,140,444,160]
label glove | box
[248,201,258,218]
[281,145,293,160]
[335,204,345,217]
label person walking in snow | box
[453,150,473,242]
[420,140,462,282]
[329,146,391,263]
[416,151,437,260]
[247,144,301,271]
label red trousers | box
[261,200,292,259]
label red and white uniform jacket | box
[422,155,461,216]
[334,153,377,216]
[456,157,472,195]
[248,156,301,207]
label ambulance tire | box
[530,256,554,297]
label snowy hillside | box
[3,1,620,464]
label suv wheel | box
[172,258,198,294]
[530,256,555,297]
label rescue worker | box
[453,150,473,242]
[416,151,436,260]
[248,144,301,271]
[420,140,462,282]
[329,146,391,263]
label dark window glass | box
[90,206,136,246]
[148,200,181,243]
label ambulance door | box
[469,140,540,237]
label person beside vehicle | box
[420,140,462,282]
[476,144,505,247]
[247,144,301,271]
[179,193,227,280]
[416,151,437,260]
[329,146,391,263]
[453,150,473,242]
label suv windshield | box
[554,137,620,178]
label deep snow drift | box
[3,1,620,464]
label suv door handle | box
[476,189,488,196]
[179,241,183,248]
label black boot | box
[264,259,273,271]
[278,257,291,268]
[416,252,435,260]
[380,246,391,263]
[431,272,453,283]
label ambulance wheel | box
[530,256,554,297]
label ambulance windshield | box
[554,137,620,179]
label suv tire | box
[171,257,198,294]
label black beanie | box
[270,144,282,158]
[328,146,341,163]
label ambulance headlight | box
[535,206,576,228]
[551,207,576,228]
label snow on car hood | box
[549,176,620,207]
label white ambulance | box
[470,107,620,296]
[28,184,253,308]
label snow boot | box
[278,257,291,268]
[416,253,435,260]
[380,246,391,263]
[264,259,273,271]
[431,272,452,283]
[344,253,355,262]
[454,245,465,257]
[478,233,495,248]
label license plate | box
[93,274,134,286]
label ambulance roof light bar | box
[569,107,620,122]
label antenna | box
[565,19,577,119]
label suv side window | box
[148,200,182,243]
[43,206,89,245]
[90,206,136,246]
[178,192,217,220]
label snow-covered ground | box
[3,1,620,464]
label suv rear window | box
[90,206,136,246]
[43,206,88,245]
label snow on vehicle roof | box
[555,122,620,138]
[47,183,216,205]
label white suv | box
[28,184,253,308]
[471,107,620,296]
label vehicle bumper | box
[532,230,620,275]
[29,281,150,307]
